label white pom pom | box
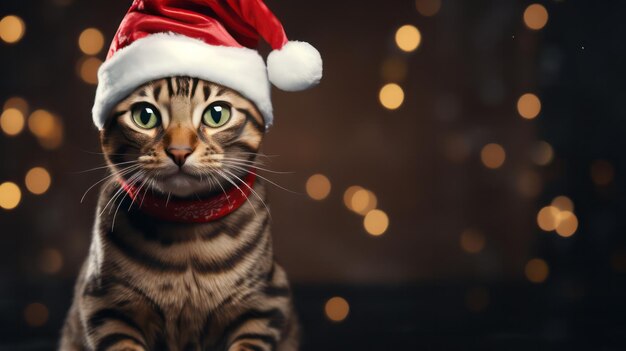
[267,41,322,91]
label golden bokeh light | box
[0,108,25,136]
[78,56,102,85]
[517,93,541,119]
[379,83,405,110]
[395,25,422,52]
[537,206,560,232]
[350,189,378,215]
[0,15,25,44]
[465,286,489,312]
[24,302,49,327]
[3,96,29,115]
[28,109,55,138]
[516,170,542,199]
[551,195,573,212]
[39,248,63,274]
[590,160,614,186]
[525,258,549,283]
[305,174,331,201]
[416,0,442,17]
[78,28,105,55]
[555,211,578,238]
[530,141,554,166]
[363,209,389,236]
[460,229,485,254]
[343,185,363,210]
[39,121,64,149]
[523,4,549,30]
[537,202,579,238]
[480,143,506,169]
[0,182,21,210]
[25,167,52,195]
[381,57,408,82]
[28,109,63,149]
[324,296,350,322]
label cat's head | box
[100,77,265,198]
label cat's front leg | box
[221,307,296,351]
[89,333,146,351]
[83,313,148,351]
[221,264,299,351]
[79,278,153,351]
[226,331,279,351]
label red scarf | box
[119,172,256,223]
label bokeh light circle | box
[0,182,21,210]
[395,25,422,52]
[78,28,105,55]
[363,209,389,236]
[306,174,331,200]
[523,4,549,30]
[0,15,25,44]
[379,83,405,110]
[325,297,350,322]
[480,143,506,169]
[25,167,51,195]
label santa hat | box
[92,0,322,130]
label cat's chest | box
[112,269,232,349]
[134,268,236,314]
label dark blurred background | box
[1,0,625,349]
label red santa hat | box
[92,0,322,130]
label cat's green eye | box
[202,102,231,128]
[131,103,160,129]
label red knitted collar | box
[119,172,256,223]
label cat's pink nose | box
[166,146,192,167]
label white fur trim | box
[92,33,273,129]
[267,41,322,92]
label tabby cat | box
[60,77,298,351]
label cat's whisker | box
[73,160,139,174]
[231,151,278,159]
[99,183,127,218]
[214,169,258,217]
[220,168,271,218]
[101,171,143,217]
[111,186,131,228]
[139,177,156,208]
[209,172,232,206]
[110,172,144,217]
[150,171,161,198]
[112,171,145,229]
[218,157,266,165]
[79,148,134,157]
[128,173,149,210]
[220,159,293,175]
[210,156,268,167]
[81,164,141,203]
[221,163,299,195]
[103,171,143,215]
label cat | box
[60,77,298,351]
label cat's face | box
[101,77,265,198]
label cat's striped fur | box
[60,77,298,351]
